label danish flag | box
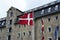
[41,19,44,40]
[18,12,34,26]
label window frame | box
[48,37,52,40]
[28,31,31,36]
[9,20,12,25]
[23,32,25,36]
[56,16,58,20]
[48,18,50,22]
[9,11,13,17]
[47,26,52,32]
[41,10,44,14]
[48,7,51,12]
[7,27,12,32]
[55,5,58,10]
[7,35,11,40]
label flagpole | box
[31,25,35,40]
[31,12,35,40]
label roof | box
[25,1,58,13]
[7,7,24,13]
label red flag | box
[18,12,33,26]
[41,19,44,40]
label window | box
[58,37,60,40]
[10,12,13,17]
[48,27,51,32]
[9,12,13,17]
[48,18,50,21]
[8,35,11,40]
[28,31,31,36]
[2,21,5,25]
[48,38,52,40]
[8,27,12,32]
[56,25,59,30]
[0,22,1,25]
[55,5,58,10]
[41,10,44,14]
[56,16,58,20]
[10,20,12,25]
[24,25,26,28]
[23,32,25,36]
[48,7,51,12]
[19,25,20,28]
[18,33,20,37]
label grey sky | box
[0,0,56,18]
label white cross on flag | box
[18,12,34,26]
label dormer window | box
[55,5,58,10]
[0,22,1,25]
[2,21,5,25]
[48,7,51,12]
[41,10,44,14]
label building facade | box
[0,1,60,40]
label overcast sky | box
[0,0,56,18]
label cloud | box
[0,0,56,18]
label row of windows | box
[48,16,58,22]
[0,36,53,40]
[0,21,6,26]
[40,5,58,14]
[7,31,31,40]
[7,36,52,40]
[40,25,59,33]
[7,27,31,36]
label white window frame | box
[47,26,52,32]
[41,10,44,14]
[48,7,51,12]
[7,28,9,32]
[2,21,5,25]
[9,11,13,17]
[0,22,1,25]
[55,5,58,10]
[7,36,8,40]
[9,11,11,17]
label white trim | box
[48,7,51,12]
[2,21,5,25]
[48,36,52,40]
[55,5,58,10]
[7,28,9,32]
[7,36,8,40]
[41,10,44,14]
